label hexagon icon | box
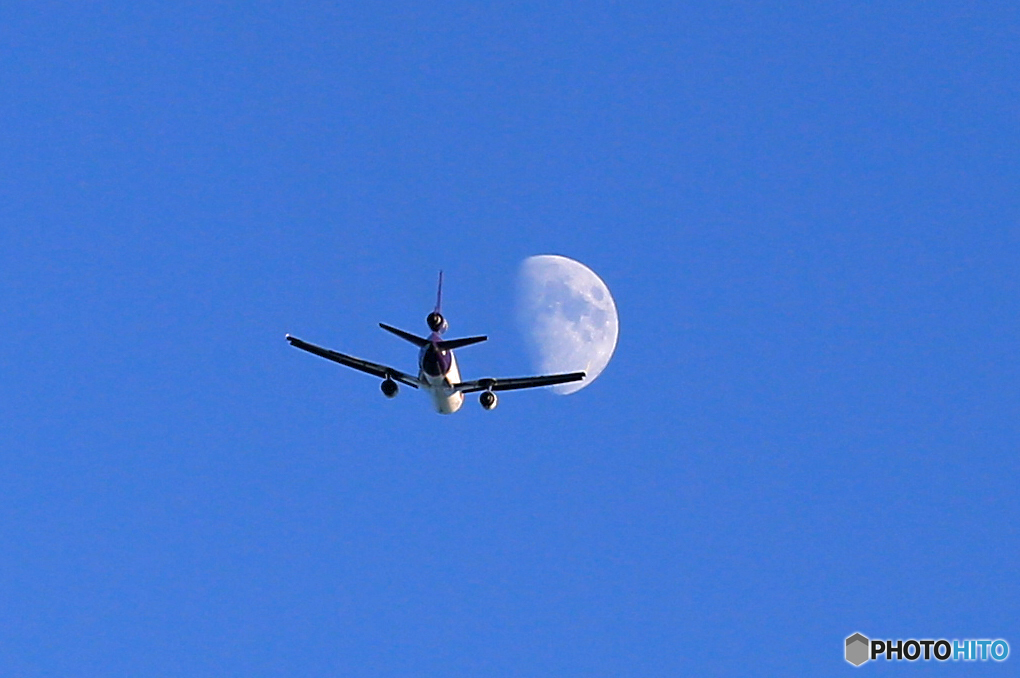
[846,633,870,666]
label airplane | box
[285,272,585,413]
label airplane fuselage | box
[418,337,464,414]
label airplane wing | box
[454,371,585,393]
[286,335,421,388]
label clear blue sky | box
[2,2,1017,676]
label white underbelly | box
[426,354,464,414]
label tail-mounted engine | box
[427,311,448,334]
[381,378,399,398]
[479,390,498,410]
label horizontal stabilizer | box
[436,335,487,351]
[379,323,430,347]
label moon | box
[516,255,619,395]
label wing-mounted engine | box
[479,390,498,410]
[381,378,399,398]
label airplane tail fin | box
[426,270,449,334]
[435,270,443,314]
